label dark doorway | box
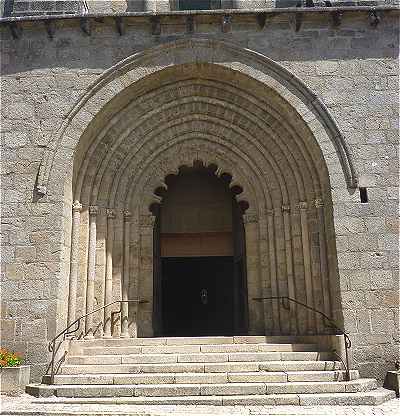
[152,165,248,337]
[162,257,234,336]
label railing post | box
[50,341,56,384]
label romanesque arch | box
[40,40,353,338]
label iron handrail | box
[46,299,146,384]
[254,296,351,381]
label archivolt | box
[59,47,344,338]
[37,38,357,197]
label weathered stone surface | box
[0,4,398,389]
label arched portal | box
[61,53,345,339]
[151,163,249,337]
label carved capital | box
[89,205,98,216]
[72,201,82,212]
[298,201,308,210]
[315,198,324,208]
[281,205,291,213]
[243,213,258,224]
[266,209,275,217]
[140,214,156,227]
[106,209,116,219]
[123,210,132,221]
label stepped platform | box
[26,336,395,406]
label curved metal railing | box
[253,296,351,381]
[46,299,146,384]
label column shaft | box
[67,201,82,326]
[299,202,316,333]
[85,205,98,339]
[282,205,298,334]
[316,198,332,323]
[244,213,263,335]
[121,211,131,338]
[103,209,115,338]
[267,209,280,334]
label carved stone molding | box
[266,209,275,217]
[89,205,98,216]
[315,198,324,208]
[106,209,116,219]
[298,201,308,210]
[72,201,83,212]
[243,213,259,224]
[281,205,291,213]
[123,210,132,221]
[140,214,156,228]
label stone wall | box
[0,8,398,382]
[2,0,398,17]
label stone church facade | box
[0,0,398,388]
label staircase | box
[27,336,395,406]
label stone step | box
[27,378,377,398]
[44,370,359,386]
[59,360,342,375]
[80,343,321,356]
[70,336,322,349]
[65,351,333,365]
[30,387,396,406]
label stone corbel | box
[80,18,91,36]
[150,16,161,36]
[221,15,232,33]
[186,15,195,34]
[44,20,56,39]
[256,13,267,31]
[331,11,343,28]
[8,22,22,39]
[369,11,381,28]
[115,16,125,36]
[289,13,302,33]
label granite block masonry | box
[0,1,398,384]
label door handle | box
[200,289,208,305]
